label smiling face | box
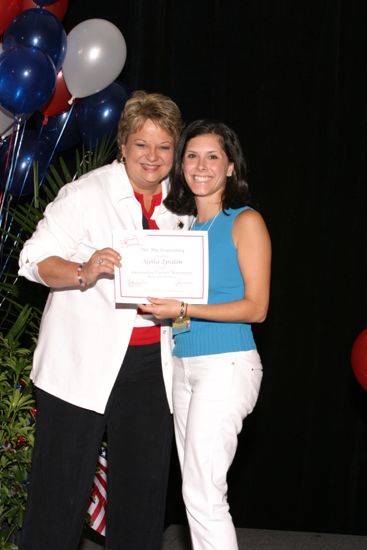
[121,119,175,194]
[182,133,234,203]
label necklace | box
[191,209,221,231]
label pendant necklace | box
[191,209,221,231]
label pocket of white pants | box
[227,350,263,417]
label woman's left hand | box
[139,297,182,320]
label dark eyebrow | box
[186,149,220,154]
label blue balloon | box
[0,46,56,115]
[76,82,131,150]
[0,129,53,197]
[34,107,81,153]
[3,8,67,72]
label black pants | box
[20,343,173,550]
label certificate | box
[113,230,208,304]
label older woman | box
[18,91,191,550]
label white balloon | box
[62,19,127,100]
[0,106,15,140]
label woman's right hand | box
[37,248,121,289]
[81,247,122,286]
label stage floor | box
[79,523,367,550]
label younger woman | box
[140,119,271,550]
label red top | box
[129,191,162,346]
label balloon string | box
[3,101,71,203]
[50,103,75,157]
[2,121,25,203]
[4,121,30,201]
[0,193,12,273]
[1,104,74,231]
[0,121,25,262]
[37,103,75,188]
[0,118,31,279]
[4,125,16,173]
[0,105,76,276]
[0,114,18,221]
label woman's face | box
[121,119,174,194]
[182,133,234,201]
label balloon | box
[0,0,22,35]
[20,0,69,20]
[3,8,67,72]
[63,19,127,100]
[40,70,72,119]
[0,129,53,196]
[0,45,56,115]
[0,107,16,140]
[34,0,57,4]
[76,82,131,149]
[34,107,81,152]
[351,328,367,390]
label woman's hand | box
[37,248,121,289]
[81,247,121,287]
[139,297,183,320]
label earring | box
[122,156,126,163]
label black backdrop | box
[62,0,367,536]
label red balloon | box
[0,0,22,34]
[351,328,367,390]
[40,70,71,120]
[20,0,69,20]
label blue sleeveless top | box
[173,207,256,358]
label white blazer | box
[18,161,191,413]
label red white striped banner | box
[87,447,107,536]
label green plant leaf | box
[6,306,33,343]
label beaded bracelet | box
[77,263,88,289]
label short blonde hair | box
[116,90,182,161]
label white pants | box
[173,349,263,550]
